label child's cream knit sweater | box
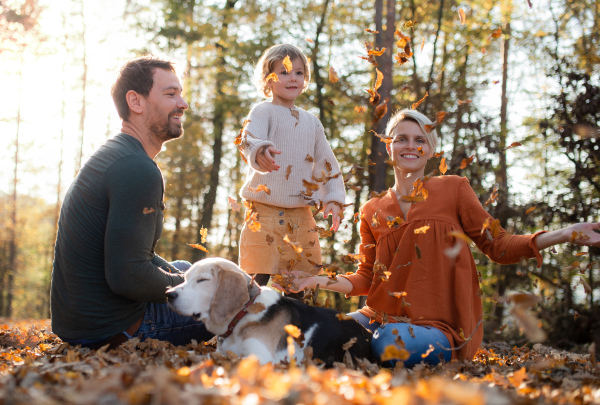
[239,101,346,208]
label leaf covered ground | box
[1,319,599,404]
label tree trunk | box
[492,19,512,329]
[368,0,395,194]
[310,0,331,125]
[194,0,238,261]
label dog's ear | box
[208,267,250,332]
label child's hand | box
[323,202,342,232]
[256,146,281,172]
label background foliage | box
[1,0,599,349]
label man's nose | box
[178,97,189,110]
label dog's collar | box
[219,280,262,340]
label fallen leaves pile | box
[1,319,599,404]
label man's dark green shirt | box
[51,134,185,340]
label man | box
[51,56,212,349]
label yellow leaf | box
[200,226,208,243]
[525,206,536,215]
[282,55,292,73]
[284,324,301,338]
[354,105,367,113]
[414,225,430,234]
[381,344,410,361]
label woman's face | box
[387,120,431,175]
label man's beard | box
[149,109,184,143]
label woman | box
[279,109,600,367]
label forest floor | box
[0,319,598,404]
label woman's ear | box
[126,90,144,115]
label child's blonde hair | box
[253,44,311,98]
[385,109,439,151]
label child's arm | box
[255,145,281,172]
[240,105,277,174]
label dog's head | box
[166,258,253,335]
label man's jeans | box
[61,261,213,349]
[349,312,452,367]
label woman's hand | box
[256,146,281,172]
[564,223,600,247]
[323,202,342,232]
[537,222,600,250]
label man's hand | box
[256,146,281,172]
[323,202,342,232]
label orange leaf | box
[525,206,536,215]
[305,38,314,43]
[374,68,384,90]
[354,106,367,113]
[187,243,208,253]
[365,28,379,34]
[490,28,502,38]
[368,48,386,56]
[439,157,448,174]
[285,165,293,180]
[505,141,523,151]
[458,8,466,25]
[249,184,271,195]
[420,37,425,51]
[284,324,301,338]
[459,155,474,169]
[458,99,472,105]
[143,207,155,215]
[329,66,339,83]
[282,55,292,73]
[411,91,428,110]
[266,72,279,83]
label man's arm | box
[103,156,184,303]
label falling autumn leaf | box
[368,48,386,56]
[411,92,428,110]
[458,99,472,105]
[381,344,410,361]
[504,141,523,151]
[305,154,314,163]
[305,38,314,43]
[373,98,389,123]
[200,226,208,243]
[228,197,241,212]
[143,207,155,215]
[439,157,448,174]
[285,165,292,180]
[421,344,435,358]
[459,155,474,169]
[525,206,537,215]
[414,225,430,234]
[365,28,379,34]
[266,72,279,83]
[249,184,271,195]
[284,324,301,338]
[266,234,274,245]
[354,106,367,113]
[420,37,425,51]
[329,66,339,83]
[491,27,502,38]
[187,243,208,253]
[282,55,292,73]
[458,8,466,25]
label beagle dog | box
[166,258,371,367]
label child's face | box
[268,57,305,108]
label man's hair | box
[253,44,311,98]
[385,108,439,151]
[111,56,176,121]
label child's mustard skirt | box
[239,201,323,275]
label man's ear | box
[126,90,144,115]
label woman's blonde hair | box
[385,109,438,151]
[253,44,311,98]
